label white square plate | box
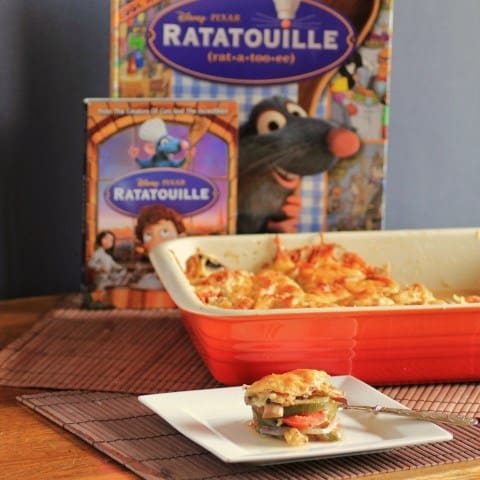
[138,376,452,464]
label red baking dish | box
[149,229,480,386]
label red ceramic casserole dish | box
[149,229,480,385]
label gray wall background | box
[0,0,478,300]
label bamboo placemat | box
[0,307,218,393]
[4,306,480,478]
[18,385,480,480]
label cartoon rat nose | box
[326,127,360,158]
[180,139,189,151]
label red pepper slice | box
[282,409,327,429]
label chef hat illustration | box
[138,118,168,142]
[273,0,300,20]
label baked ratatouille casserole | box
[244,369,346,446]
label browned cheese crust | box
[244,368,345,407]
[185,237,470,309]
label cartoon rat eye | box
[159,137,170,146]
[285,102,307,117]
[143,232,153,244]
[256,110,287,134]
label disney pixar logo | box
[105,169,219,217]
[147,0,356,85]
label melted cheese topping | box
[185,237,460,309]
[244,368,345,407]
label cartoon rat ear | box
[139,118,168,142]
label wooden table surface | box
[1,294,480,480]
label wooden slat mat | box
[0,308,219,393]
[18,385,480,480]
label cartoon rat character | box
[129,118,189,169]
[237,96,360,233]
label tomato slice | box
[282,409,328,430]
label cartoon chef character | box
[128,118,189,169]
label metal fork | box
[343,404,479,427]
